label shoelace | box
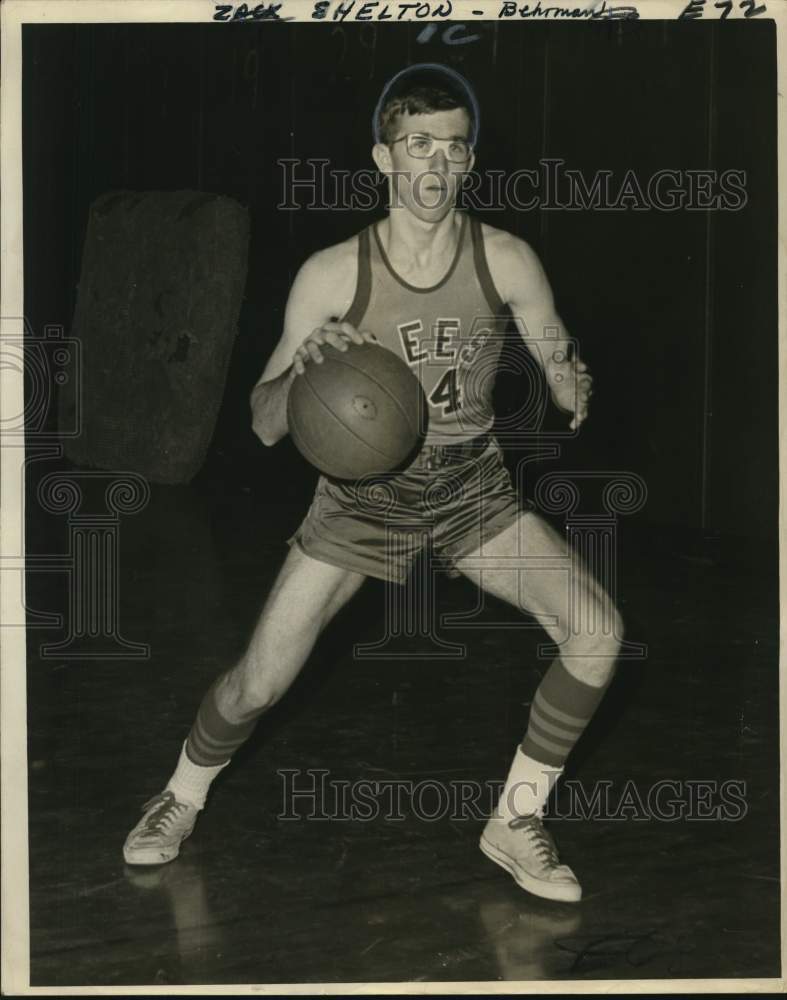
[140,792,190,835]
[507,814,561,867]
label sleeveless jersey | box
[342,213,509,445]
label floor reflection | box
[123,859,226,979]
[477,893,582,980]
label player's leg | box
[123,545,366,865]
[455,510,623,902]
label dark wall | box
[23,19,778,539]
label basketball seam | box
[302,370,400,463]
[322,350,421,436]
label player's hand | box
[550,353,593,431]
[292,322,378,375]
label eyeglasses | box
[389,132,473,164]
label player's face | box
[375,108,475,223]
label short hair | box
[373,64,479,147]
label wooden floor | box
[25,470,781,986]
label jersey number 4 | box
[429,368,462,415]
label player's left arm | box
[490,232,593,431]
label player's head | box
[373,63,479,147]
[372,64,478,223]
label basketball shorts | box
[288,436,531,584]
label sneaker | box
[479,814,582,903]
[123,791,198,866]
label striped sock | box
[166,742,228,810]
[185,681,260,768]
[521,657,610,768]
[492,747,563,821]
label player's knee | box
[570,601,624,659]
[238,678,282,714]
[589,623,623,661]
[224,659,282,715]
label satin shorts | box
[288,437,529,584]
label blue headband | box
[372,63,480,146]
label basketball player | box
[124,64,619,904]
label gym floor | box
[25,462,780,987]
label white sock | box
[165,742,229,811]
[491,747,563,822]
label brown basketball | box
[287,341,427,479]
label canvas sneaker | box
[480,813,581,903]
[123,791,198,866]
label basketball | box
[287,341,427,479]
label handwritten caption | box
[212,1,639,21]
[213,0,769,20]
[679,0,767,16]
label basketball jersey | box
[342,213,509,445]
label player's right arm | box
[250,246,373,447]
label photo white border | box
[1,0,784,994]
